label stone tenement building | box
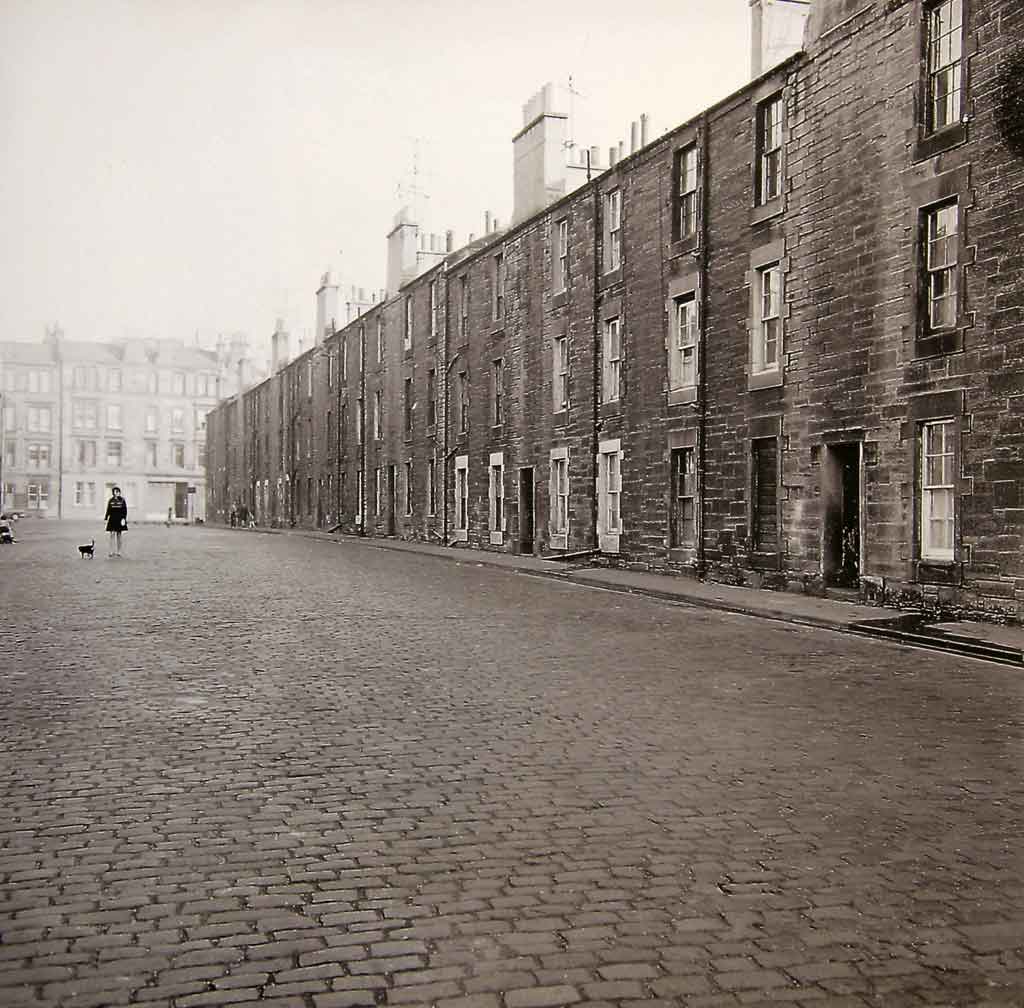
[207,0,1024,619]
[1,329,258,521]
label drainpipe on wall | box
[442,264,450,547]
[56,338,64,520]
[591,183,601,552]
[696,111,710,578]
[359,323,366,536]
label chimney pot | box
[446,229,454,252]
[484,210,492,233]
[630,120,638,153]
[641,113,649,146]
[609,146,617,166]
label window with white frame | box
[404,460,413,516]
[74,481,84,506]
[602,317,622,403]
[926,0,963,133]
[755,264,782,373]
[454,455,469,536]
[108,404,122,430]
[373,389,383,440]
[598,442,622,548]
[28,406,52,433]
[553,334,569,412]
[106,441,123,468]
[356,470,364,526]
[493,253,505,322]
[554,218,569,292]
[604,189,622,272]
[670,296,698,391]
[27,443,51,470]
[488,453,504,542]
[145,407,158,433]
[26,483,49,510]
[109,369,122,393]
[328,350,335,389]
[549,449,569,539]
[404,297,413,351]
[172,372,185,396]
[404,377,413,434]
[491,359,504,426]
[925,201,958,331]
[306,358,314,397]
[921,419,955,561]
[429,280,438,341]
[378,317,386,363]
[341,334,349,382]
[757,94,783,205]
[3,442,14,467]
[459,276,469,341]
[427,456,436,515]
[146,442,158,468]
[676,145,698,239]
[171,407,184,433]
[77,440,96,466]
[375,467,383,515]
[172,443,185,468]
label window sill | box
[668,235,700,259]
[551,291,568,309]
[915,560,962,585]
[552,409,569,427]
[491,323,505,336]
[913,121,968,162]
[668,386,697,406]
[599,401,621,419]
[600,266,623,288]
[549,533,568,550]
[748,368,783,391]
[750,550,781,570]
[667,546,696,562]
[489,531,504,545]
[914,327,963,358]
[751,196,785,227]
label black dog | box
[78,539,95,558]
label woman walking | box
[104,486,128,557]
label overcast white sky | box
[1,0,752,363]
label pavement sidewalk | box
[236,524,1024,665]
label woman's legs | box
[115,531,123,556]
[108,531,117,556]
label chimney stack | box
[315,271,339,345]
[271,318,290,373]
[750,0,809,77]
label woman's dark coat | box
[104,496,128,533]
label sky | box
[0,0,752,366]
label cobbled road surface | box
[1,523,1022,1008]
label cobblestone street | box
[1,523,1022,1008]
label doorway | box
[822,443,861,588]
[518,467,535,554]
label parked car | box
[0,511,22,521]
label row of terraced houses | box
[207,0,1024,620]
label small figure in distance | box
[104,486,128,557]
